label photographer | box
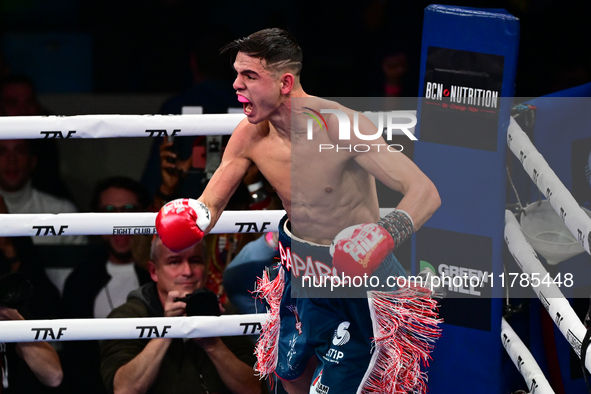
[0,195,61,321]
[0,301,63,392]
[99,236,261,394]
[0,197,63,392]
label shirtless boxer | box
[156,28,441,394]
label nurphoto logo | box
[304,108,417,153]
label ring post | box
[413,5,519,393]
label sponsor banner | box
[420,47,504,151]
[0,210,285,236]
[416,227,492,330]
[0,114,245,139]
[0,314,267,343]
[501,318,554,394]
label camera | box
[174,288,220,317]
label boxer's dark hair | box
[221,28,302,76]
[91,176,151,212]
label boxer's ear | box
[280,73,295,95]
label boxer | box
[156,28,441,394]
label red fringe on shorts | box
[360,286,442,394]
[252,267,285,379]
[253,270,441,393]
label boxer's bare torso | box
[204,98,423,245]
[229,110,381,245]
[200,51,438,245]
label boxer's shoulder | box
[233,117,270,141]
[226,118,270,159]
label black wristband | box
[377,209,414,248]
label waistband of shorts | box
[279,215,331,250]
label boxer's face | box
[233,52,283,124]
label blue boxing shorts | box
[273,215,407,393]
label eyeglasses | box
[98,204,141,213]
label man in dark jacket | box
[100,236,261,394]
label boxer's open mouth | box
[244,102,253,115]
[238,95,252,115]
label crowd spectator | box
[0,75,71,200]
[0,303,63,393]
[0,139,84,245]
[60,176,153,394]
[0,196,61,320]
[100,236,262,394]
[0,75,46,117]
[141,26,237,201]
[0,196,63,392]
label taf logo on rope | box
[235,222,270,233]
[501,333,510,347]
[32,327,67,340]
[136,325,171,338]
[40,130,76,139]
[240,322,262,334]
[33,225,68,236]
[145,129,181,138]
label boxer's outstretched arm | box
[155,122,254,252]
[352,115,440,231]
[198,121,253,234]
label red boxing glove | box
[329,223,395,277]
[155,199,211,252]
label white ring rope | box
[0,210,285,237]
[0,114,245,139]
[0,110,415,140]
[505,210,591,373]
[0,208,395,237]
[508,117,591,255]
[501,317,554,394]
[0,314,268,343]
